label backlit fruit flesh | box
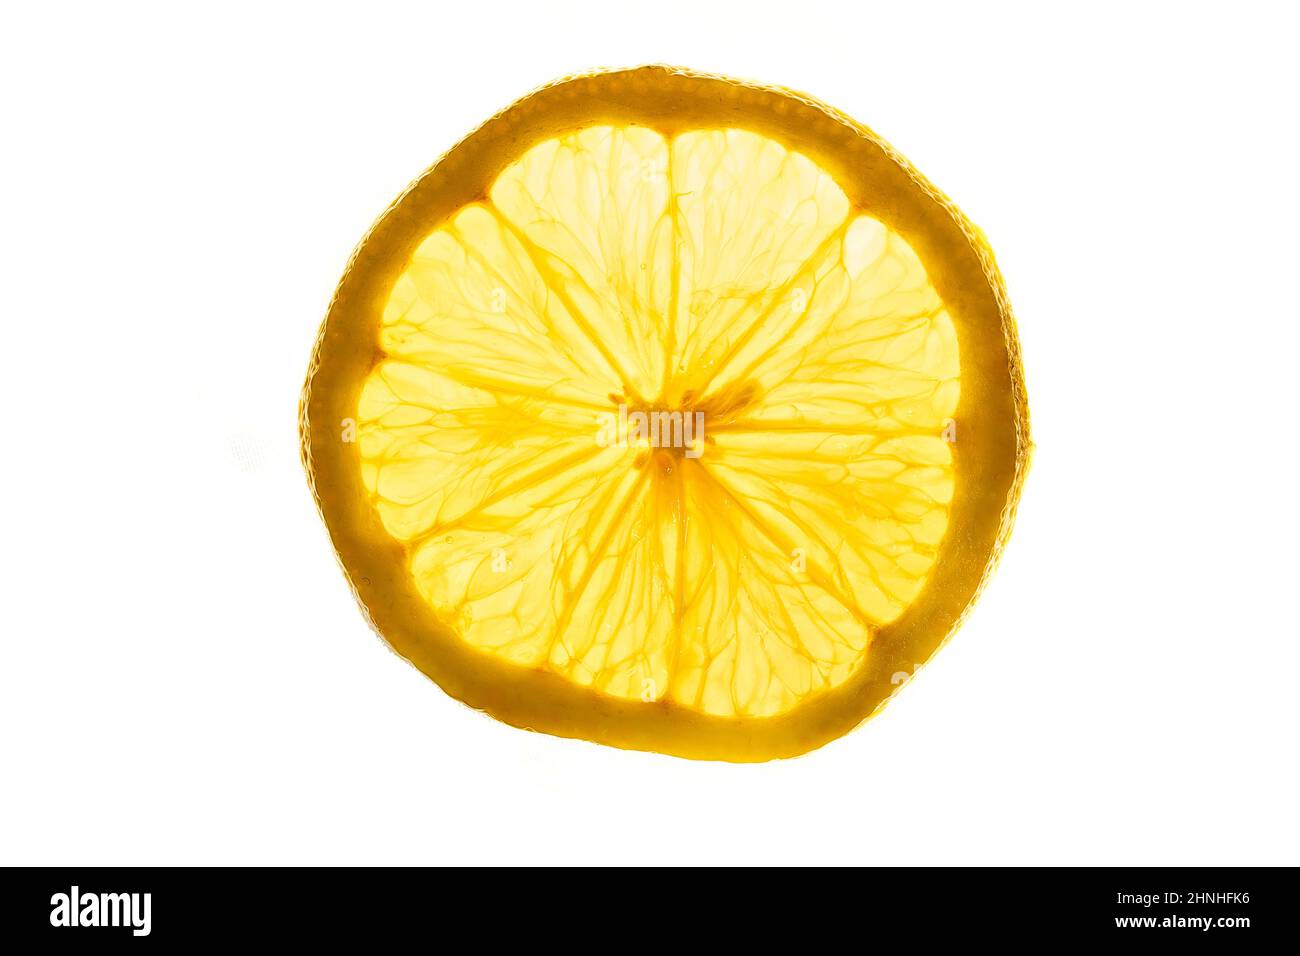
[300,66,1030,761]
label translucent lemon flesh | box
[355,125,960,719]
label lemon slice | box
[301,66,1030,760]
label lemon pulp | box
[356,125,959,718]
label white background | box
[2,1,1297,866]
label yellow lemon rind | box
[299,65,1031,761]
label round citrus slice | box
[300,66,1030,761]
